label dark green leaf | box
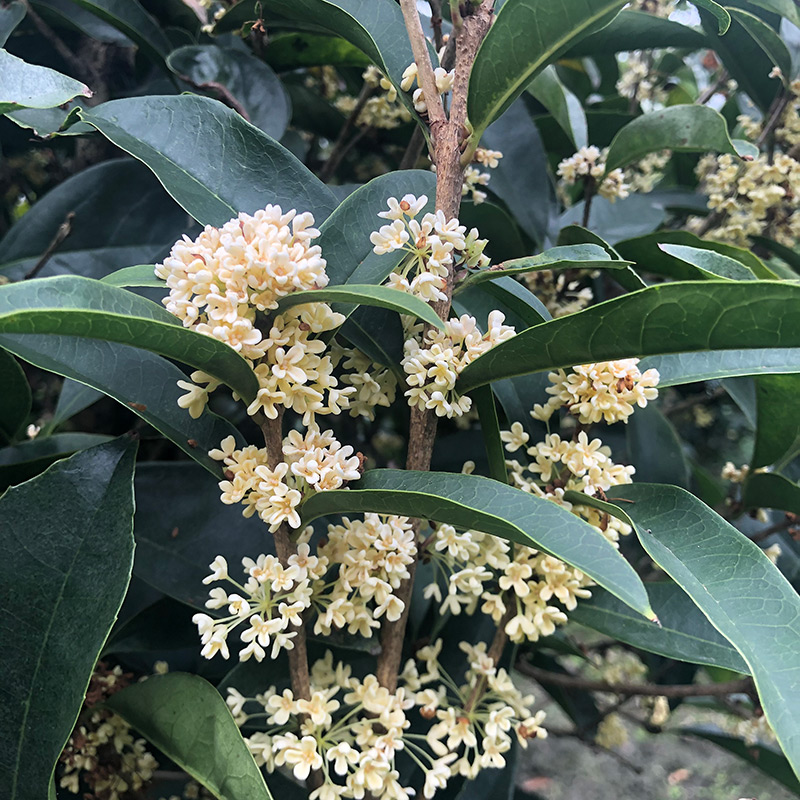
[458,281,800,393]
[472,385,507,482]
[467,0,627,135]
[68,0,172,65]
[0,49,91,115]
[658,244,757,281]
[0,348,30,445]
[729,8,793,81]
[610,483,800,779]
[752,236,800,274]
[104,597,200,655]
[753,374,800,468]
[566,10,707,55]
[640,350,800,387]
[627,404,690,488]
[106,673,273,800]
[742,471,800,515]
[50,379,103,429]
[571,583,748,673]
[339,305,404,368]
[81,95,338,227]
[167,44,291,139]
[604,105,742,172]
[0,276,259,403]
[0,436,137,799]
[302,469,655,619]
[527,66,587,149]
[265,33,371,70]
[100,264,163,288]
[561,194,667,244]
[276,284,445,329]
[678,727,800,796]
[0,1,25,47]
[693,0,731,32]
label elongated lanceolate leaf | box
[753,374,800,469]
[302,469,654,619]
[609,483,800,780]
[101,264,163,288]
[82,95,337,227]
[467,0,628,136]
[742,472,800,516]
[0,334,242,476]
[106,673,273,800]
[457,244,626,290]
[571,583,748,673]
[527,66,588,149]
[692,0,731,33]
[457,281,800,393]
[729,8,793,83]
[0,348,30,444]
[0,50,91,115]
[640,351,800,387]
[604,105,742,172]
[0,437,137,800]
[0,2,25,47]
[50,379,103,429]
[276,284,445,329]
[658,244,757,281]
[0,276,259,402]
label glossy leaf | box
[458,281,800,393]
[753,374,800,468]
[106,673,273,800]
[50,379,103,429]
[742,472,800,516]
[658,244,757,281]
[729,8,793,83]
[610,483,800,779]
[467,0,628,135]
[0,1,25,47]
[0,159,191,282]
[302,469,654,619]
[457,244,628,290]
[571,583,748,673]
[604,105,741,172]
[528,66,588,149]
[0,348,30,445]
[640,350,800,387]
[0,276,259,403]
[81,95,338,227]
[627,404,690,488]
[265,33,371,70]
[0,49,91,115]
[0,436,137,799]
[0,333,242,476]
[678,727,800,796]
[100,264,163,288]
[167,44,291,140]
[317,170,436,286]
[276,284,445,329]
[472,385,507,483]
[692,0,731,33]
[68,0,172,65]
[561,193,667,244]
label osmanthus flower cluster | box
[556,146,630,202]
[335,65,413,130]
[227,645,545,800]
[462,147,504,204]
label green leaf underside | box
[753,374,800,469]
[692,0,731,33]
[81,95,337,227]
[610,483,800,780]
[277,284,444,328]
[0,333,241,476]
[658,244,757,281]
[0,276,259,403]
[0,49,91,115]
[467,0,628,135]
[51,379,104,429]
[106,673,273,800]
[528,66,588,149]
[571,583,748,673]
[639,351,800,387]
[0,2,25,48]
[302,469,654,619]
[742,472,800,516]
[604,105,741,172]
[0,348,31,444]
[100,264,163,287]
[457,281,800,393]
[0,437,137,799]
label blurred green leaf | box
[0,1,25,46]
[528,66,588,149]
[303,469,655,620]
[729,8,793,81]
[265,33,371,70]
[82,95,338,227]
[692,0,731,32]
[753,374,800,468]
[106,673,273,800]
[658,244,757,281]
[0,436,137,799]
[100,264,163,288]
[641,350,800,386]
[50,379,103,429]
[627,404,690,488]
[0,348,30,445]
[742,471,800,515]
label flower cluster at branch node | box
[402,312,516,418]
[401,61,454,115]
[461,147,504,204]
[557,146,630,202]
[532,359,660,425]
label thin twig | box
[399,125,427,169]
[176,73,250,121]
[319,83,376,182]
[517,662,752,698]
[464,603,514,713]
[696,69,729,105]
[750,514,797,544]
[428,0,445,50]
[25,212,75,280]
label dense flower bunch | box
[228,646,545,800]
[332,343,398,420]
[557,146,630,201]
[616,52,666,106]
[58,664,158,800]
[532,359,660,424]
[369,193,490,303]
[522,271,594,317]
[195,514,417,660]
[400,61,454,115]
[335,65,413,130]
[402,312,516,418]
[625,150,670,193]
[462,147,504,204]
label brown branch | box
[176,73,250,121]
[25,211,75,280]
[319,82,377,182]
[517,662,752,698]
[749,513,797,544]
[464,602,514,713]
[428,0,445,50]
[399,125,428,169]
